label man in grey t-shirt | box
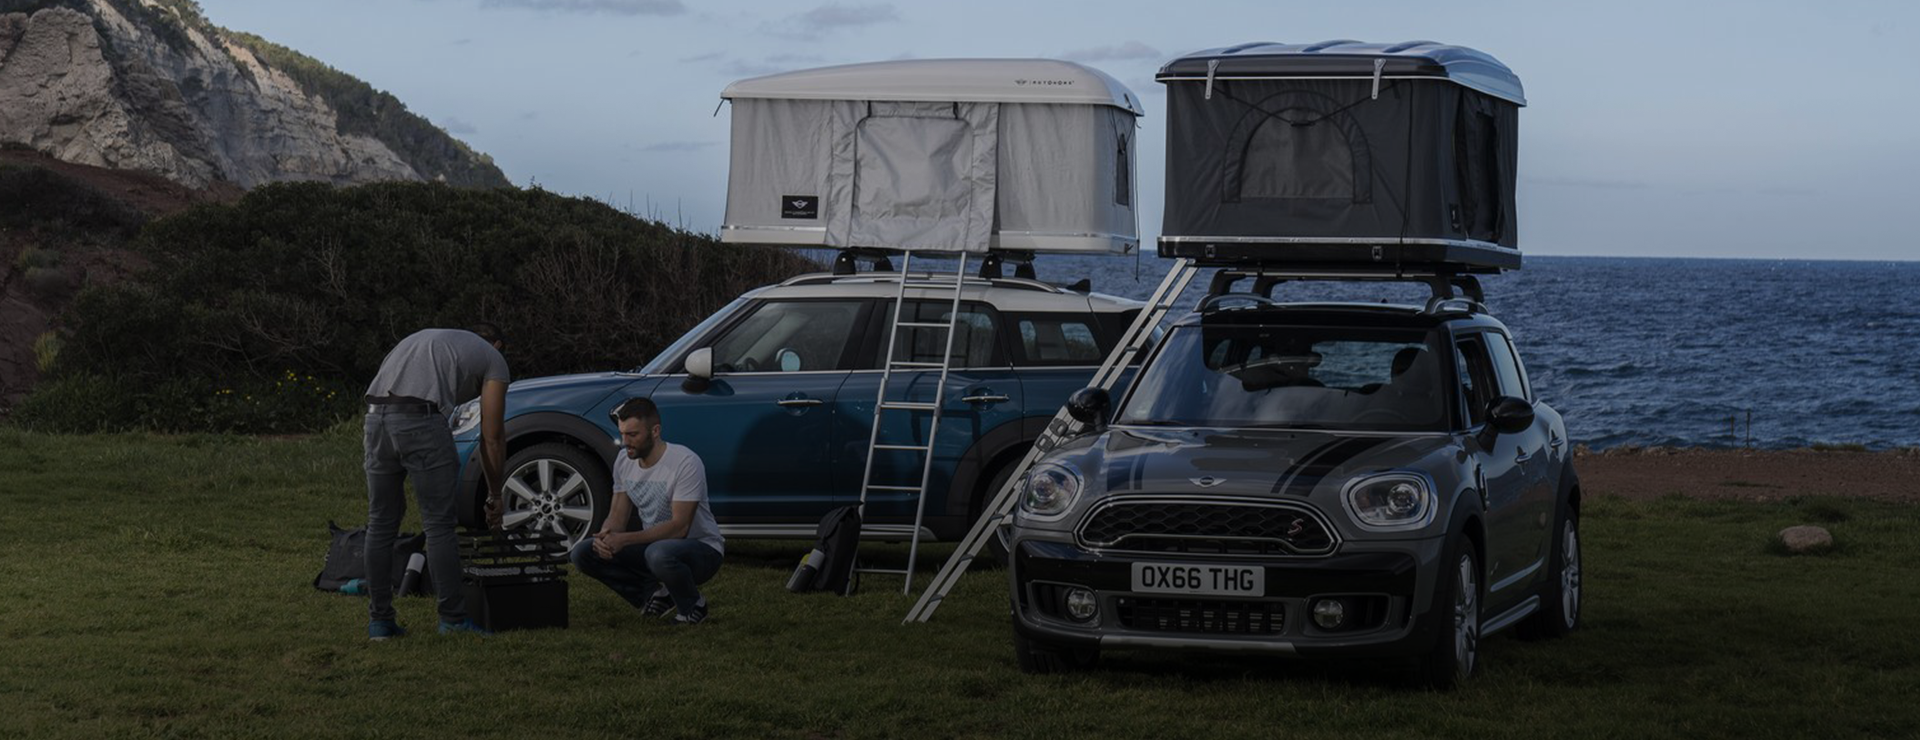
[571,396,725,624]
[361,324,509,640]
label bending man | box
[572,397,724,624]
[362,324,508,640]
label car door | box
[1485,331,1557,576]
[653,298,870,519]
[835,298,1024,523]
[1454,333,1544,600]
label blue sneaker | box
[368,620,408,641]
[438,618,493,636]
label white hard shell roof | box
[721,59,1146,116]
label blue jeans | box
[570,537,722,614]
[363,408,467,624]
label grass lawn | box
[1,424,1916,739]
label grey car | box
[1005,295,1581,687]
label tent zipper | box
[1371,58,1385,99]
[1205,60,1220,100]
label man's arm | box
[601,487,633,536]
[478,379,508,529]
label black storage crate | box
[459,529,570,632]
[1157,40,1524,270]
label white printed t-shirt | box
[614,442,724,555]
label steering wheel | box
[732,356,760,372]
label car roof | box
[749,272,1144,313]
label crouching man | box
[571,397,724,624]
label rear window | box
[1013,314,1104,366]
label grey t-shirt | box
[614,442,725,556]
[364,329,509,413]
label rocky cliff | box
[0,0,509,189]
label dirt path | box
[1574,448,1920,503]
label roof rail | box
[1206,266,1488,307]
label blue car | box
[448,269,1146,546]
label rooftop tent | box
[1156,41,1525,270]
[720,59,1146,254]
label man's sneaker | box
[368,620,408,641]
[642,588,675,618]
[673,598,709,625]
[438,618,493,636]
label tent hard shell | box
[1157,41,1525,271]
[720,59,1144,255]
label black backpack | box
[314,521,433,595]
[786,506,862,596]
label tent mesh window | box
[1223,89,1373,205]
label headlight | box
[1341,472,1436,531]
[1017,462,1083,521]
[449,400,481,437]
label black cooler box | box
[1157,40,1525,271]
[459,529,569,631]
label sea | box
[1030,254,1920,451]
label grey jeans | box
[363,407,467,624]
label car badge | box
[1190,476,1226,488]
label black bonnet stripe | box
[1277,437,1390,496]
[1269,436,1343,494]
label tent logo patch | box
[781,195,819,219]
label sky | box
[189,0,1920,261]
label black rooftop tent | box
[1157,40,1525,271]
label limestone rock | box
[0,2,499,189]
[1777,525,1833,554]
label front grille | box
[1077,499,1337,556]
[1116,597,1283,635]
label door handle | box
[961,394,1010,404]
[776,398,824,407]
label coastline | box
[1575,447,1920,503]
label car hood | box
[509,371,639,395]
[1075,426,1459,500]
[504,371,652,416]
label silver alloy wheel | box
[1453,552,1480,676]
[502,457,595,546]
[1561,521,1582,629]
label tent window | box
[1238,114,1354,199]
[854,115,970,223]
[1115,131,1131,206]
[1454,95,1504,242]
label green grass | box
[2,426,1917,738]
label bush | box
[29,180,815,433]
[14,370,358,434]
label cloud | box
[719,53,827,77]
[476,0,685,16]
[439,117,480,135]
[764,3,898,38]
[679,51,724,63]
[639,141,717,153]
[1060,40,1161,63]
[1525,176,1649,191]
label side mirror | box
[1065,387,1111,429]
[681,347,714,394]
[1485,396,1535,435]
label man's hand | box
[591,531,623,559]
[485,491,505,530]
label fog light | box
[1312,598,1346,629]
[1064,588,1098,622]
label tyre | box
[1012,621,1100,674]
[1518,497,1581,640]
[1416,533,1481,690]
[499,442,611,548]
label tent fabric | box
[1161,76,1518,251]
[722,86,1139,254]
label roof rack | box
[1202,265,1489,315]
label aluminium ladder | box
[855,250,971,594]
[904,258,1200,623]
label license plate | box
[1130,562,1265,597]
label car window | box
[1454,335,1499,426]
[1484,332,1531,402]
[641,296,748,375]
[1015,314,1103,366]
[890,301,1002,368]
[711,300,864,373]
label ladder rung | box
[895,321,951,330]
[888,361,947,369]
[879,401,938,411]
[866,484,924,492]
[873,444,933,452]
[857,567,911,575]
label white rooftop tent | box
[719,59,1146,254]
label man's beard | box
[626,436,656,460]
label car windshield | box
[1117,323,1449,432]
[638,296,749,375]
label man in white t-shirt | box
[570,396,725,624]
